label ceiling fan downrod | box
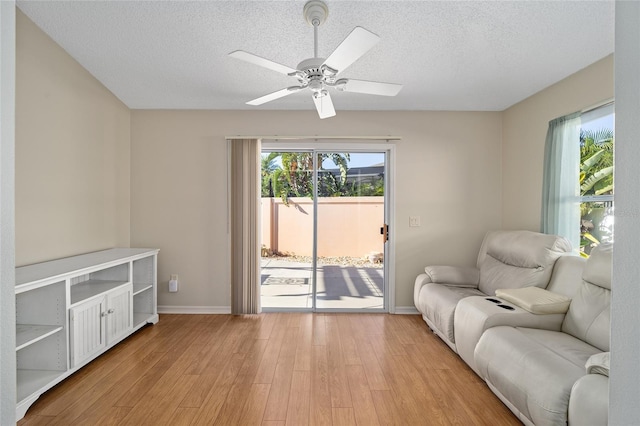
[303,0,328,59]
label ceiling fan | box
[229,0,403,119]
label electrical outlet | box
[409,216,421,227]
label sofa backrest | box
[545,255,587,299]
[562,243,612,351]
[476,230,572,295]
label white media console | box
[15,248,159,421]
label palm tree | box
[579,128,614,255]
[261,152,281,197]
[580,128,613,196]
[262,151,361,200]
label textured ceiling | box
[17,0,614,112]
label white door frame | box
[261,140,396,313]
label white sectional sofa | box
[414,231,612,425]
[475,243,611,426]
[414,230,572,352]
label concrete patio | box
[261,257,384,310]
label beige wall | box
[501,54,614,231]
[130,110,503,309]
[15,10,131,266]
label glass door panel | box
[260,151,314,309]
[315,152,385,310]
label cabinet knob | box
[101,311,108,317]
[107,308,115,314]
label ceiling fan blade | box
[229,50,297,75]
[313,93,336,119]
[341,79,403,96]
[323,27,380,74]
[247,86,302,106]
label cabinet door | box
[106,284,133,344]
[70,296,106,368]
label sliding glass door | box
[260,147,389,312]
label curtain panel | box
[541,112,581,251]
[229,138,261,314]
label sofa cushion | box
[418,283,484,344]
[478,231,571,295]
[582,242,612,290]
[475,326,601,426]
[495,287,571,314]
[562,282,611,352]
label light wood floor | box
[19,313,520,425]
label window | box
[579,103,614,256]
[541,102,614,256]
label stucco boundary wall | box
[261,196,384,258]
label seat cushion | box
[475,326,601,426]
[417,283,484,344]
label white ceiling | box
[17,0,614,112]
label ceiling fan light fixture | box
[228,0,402,119]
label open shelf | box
[16,325,63,351]
[17,369,65,402]
[70,280,129,306]
[133,283,152,296]
[133,312,153,328]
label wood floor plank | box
[354,339,390,391]
[285,370,311,426]
[309,344,332,426]
[120,374,199,425]
[262,324,299,421]
[311,313,327,346]
[331,407,356,425]
[253,323,287,384]
[237,383,271,426]
[370,390,405,426]
[211,338,270,425]
[336,314,361,366]
[294,313,313,371]
[325,315,353,408]
[346,364,381,426]
[18,314,520,426]
[95,406,132,425]
[167,407,200,426]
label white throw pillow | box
[585,352,610,376]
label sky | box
[262,151,385,169]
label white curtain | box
[541,112,581,251]
[229,138,261,314]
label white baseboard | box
[158,305,231,314]
[394,306,419,314]
[158,305,419,315]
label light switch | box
[409,216,421,227]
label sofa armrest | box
[414,266,480,310]
[569,374,608,425]
[424,265,480,287]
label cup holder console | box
[497,304,515,311]
[485,298,515,310]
